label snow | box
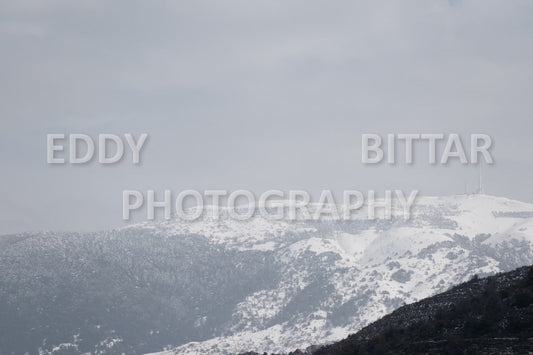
[132,194,533,355]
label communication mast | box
[475,164,484,194]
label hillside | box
[314,265,533,354]
[1,194,533,354]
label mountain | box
[313,264,533,354]
[1,194,533,354]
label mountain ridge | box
[1,194,533,354]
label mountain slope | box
[156,194,533,354]
[1,194,533,354]
[0,232,279,354]
[314,265,533,354]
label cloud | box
[1,0,533,233]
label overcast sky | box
[1,0,533,234]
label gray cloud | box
[1,0,533,233]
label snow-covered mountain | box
[145,194,533,354]
[1,194,533,355]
